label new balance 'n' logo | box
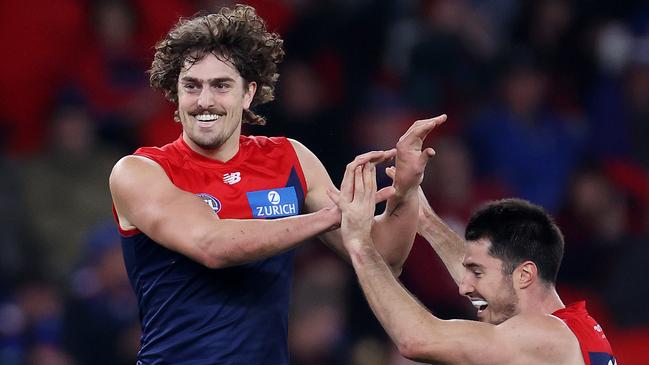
[223,172,241,185]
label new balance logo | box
[223,172,241,185]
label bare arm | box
[416,186,466,285]
[338,164,580,365]
[110,155,339,269]
[384,164,466,285]
[344,252,578,365]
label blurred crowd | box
[1,0,648,364]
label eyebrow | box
[179,76,236,84]
[463,262,485,270]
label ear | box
[243,81,257,109]
[515,261,537,289]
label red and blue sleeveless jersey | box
[117,135,307,364]
[553,301,617,365]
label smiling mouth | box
[194,114,222,122]
[193,113,222,127]
[471,299,489,312]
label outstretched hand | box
[327,162,379,250]
[333,149,397,204]
[323,149,396,231]
[393,114,446,192]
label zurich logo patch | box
[247,187,298,218]
[196,193,221,213]
[268,190,281,204]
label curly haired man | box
[109,4,445,364]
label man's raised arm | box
[337,163,579,365]
[415,186,466,285]
[372,115,447,273]
[385,164,466,285]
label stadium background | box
[0,0,647,363]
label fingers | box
[362,162,377,202]
[410,115,447,140]
[404,114,447,135]
[340,163,355,203]
[343,158,397,206]
[326,188,341,206]
[340,174,353,203]
[342,149,396,201]
[376,186,396,203]
[369,163,377,201]
[363,149,396,164]
[354,165,364,199]
[349,149,396,168]
[398,114,447,143]
[385,166,396,180]
[419,147,436,165]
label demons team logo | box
[196,193,222,214]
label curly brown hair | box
[149,4,284,125]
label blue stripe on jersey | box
[589,352,616,365]
[286,166,305,214]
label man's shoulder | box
[502,312,577,338]
[497,313,583,364]
[133,139,180,158]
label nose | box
[458,274,474,297]
[197,86,215,109]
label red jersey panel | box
[120,134,308,235]
[553,301,617,365]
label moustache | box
[189,108,226,115]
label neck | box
[520,284,565,315]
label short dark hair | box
[465,198,564,284]
[149,4,285,125]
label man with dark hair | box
[336,165,616,365]
[109,4,443,364]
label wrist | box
[390,185,418,201]
[348,239,381,267]
[317,206,341,231]
[417,206,437,230]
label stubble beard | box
[180,110,233,150]
[189,130,227,150]
[488,278,519,325]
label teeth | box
[471,300,488,309]
[195,114,221,121]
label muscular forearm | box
[208,209,336,267]
[372,189,419,273]
[165,208,338,269]
[350,240,521,365]
[348,241,446,362]
[370,113,446,272]
[418,209,465,285]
